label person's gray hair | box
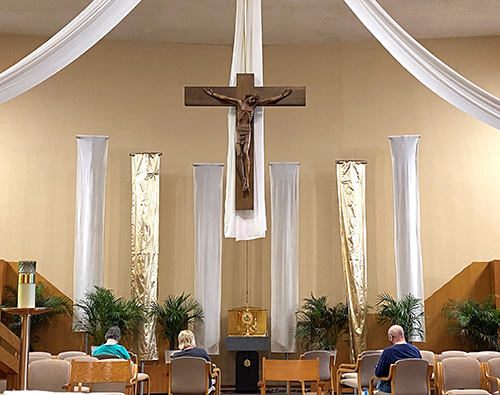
[178,329,196,350]
[388,324,404,338]
[105,326,121,341]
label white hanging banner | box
[73,135,109,329]
[389,135,426,342]
[343,0,500,131]
[224,0,267,241]
[270,162,299,353]
[194,163,224,354]
[0,0,141,104]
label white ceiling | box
[1,0,500,45]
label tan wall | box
[2,33,500,383]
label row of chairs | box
[27,351,150,395]
[337,349,500,395]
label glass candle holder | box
[18,261,36,308]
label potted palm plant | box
[149,293,203,354]
[2,281,72,346]
[295,293,349,351]
[443,295,500,351]
[74,286,146,346]
[375,292,424,342]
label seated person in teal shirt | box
[92,326,130,360]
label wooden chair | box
[368,358,431,395]
[258,358,322,395]
[28,359,71,392]
[337,352,381,395]
[436,357,489,395]
[67,359,133,394]
[129,351,151,395]
[300,351,336,394]
[58,351,88,360]
[484,357,500,394]
[167,357,221,395]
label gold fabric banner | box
[131,153,161,361]
[336,160,367,361]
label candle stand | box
[2,307,50,390]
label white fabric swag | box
[73,135,109,329]
[224,0,267,241]
[343,0,500,131]
[270,162,299,353]
[0,0,141,104]
[389,136,426,342]
[194,164,224,354]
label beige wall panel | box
[1,34,500,378]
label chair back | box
[66,356,99,362]
[360,350,383,357]
[29,351,52,359]
[441,357,482,392]
[477,353,500,363]
[419,350,435,366]
[28,359,70,392]
[69,359,132,393]
[169,357,210,395]
[302,351,335,381]
[58,351,87,360]
[441,350,467,355]
[391,359,430,395]
[358,353,381,388]
[487,357,500,392]
[261,358,320,383]
[436,351,467,362]
[94,353,121,360]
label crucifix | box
[185,73,306,210]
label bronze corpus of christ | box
[185,73,306,210]
[203,87,292,194]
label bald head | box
[388,325,405,344]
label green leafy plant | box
[295,293,349,351]
[443,295,500,351]
[149,293,204,350]
[1,282,72,344]
[376,292,424,342]
[74,286,146,346]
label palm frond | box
[375,292,424,342]
[1,282,73,344]
[148,292,204,349]
[295,293,348,351]
[74,286,146,346]
[443,295,500,351]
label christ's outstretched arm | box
[258,88,292,106]
[204,88,241,106]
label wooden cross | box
[185,73,306,210]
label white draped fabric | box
[193,164,224,355]
[73,135,108,329]
[224,0,267,241]
[389,136,426,342]
[343,0,500,131]
[270,162,299,353]
[0,0,141,104]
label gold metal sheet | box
[131,153,161,361]
[336,161,368,361]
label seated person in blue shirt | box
[375,325,421,395]
[92,326,130,360]
[172,330,213,390]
